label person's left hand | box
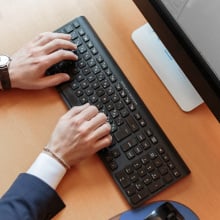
[8,32,78,90]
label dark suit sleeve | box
[0,173,65,220]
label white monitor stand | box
[132,23,203,112]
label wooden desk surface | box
[0,0,220,219]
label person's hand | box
[8,32,77,90]
[47,103,112,167]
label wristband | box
[0,55,11,90]
[43,146,71,170]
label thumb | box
[40,73,70,88]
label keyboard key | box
[115,171,130,188]
[114,124,131,142]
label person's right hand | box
[47,103,112,167]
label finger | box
[94,134,112,151]
[32,73,70,89]
[43,49,78,70]
[65,103,91,118]
[42,38,77,54]
[74,105,99,122]
[90,122,111,140]
[86,112,108,130]
[33,32,72,46]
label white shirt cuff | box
[27,152,67,189]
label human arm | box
[0,104,112,219]
[1,32,78,90]
[28,103,112,189]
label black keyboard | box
[47,16,190,207]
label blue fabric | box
[118,201,199,220]
[0,173,65,220]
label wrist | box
[8,61,18,89]
[43,146,71,170]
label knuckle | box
[57,49,68,57]
[27,46,38,57]
[71,117,82,127]
[52,38,63,48]
[37,32,51,40]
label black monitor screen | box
[133,0,220,121]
